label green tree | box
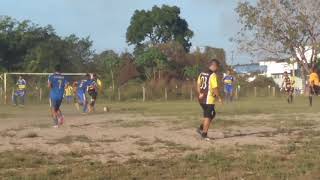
[126,5,194,52]
[0,16,94,73]
[183,65,200,80]
[135,47,168,80]
[235,0,320,79]
[94,50,121,91]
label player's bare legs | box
[50,108,59,127]
[289,91,293,104]
[309,86,314,106]
[201,117,212,138]
[88,104,94,113]
[56,109,64,125]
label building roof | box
[233,63,267,74]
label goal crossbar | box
[5,72,87,75]
[2,72,88,104]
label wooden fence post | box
[11,88,14,102]
[190,88,193,101]
[142,87,146,102]
[272,87,276,97]
[39,88,42,102]
[164,88,168,101]
[0,87,2,104]
[118,88,121,101]
[4,73,6,104]
[235,87,238,100]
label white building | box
[259,59,303,90]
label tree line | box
[235,0,320,82]
[0,5,227,90]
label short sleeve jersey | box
[223,75,234,86]
[65,86,73,96]
[87,79,98,93]
[197,71,218,105]
[16,79,26,90]
[283,76,293,88]
[309,73,320,86]
[78,79,89,94]
[48,73,67,99]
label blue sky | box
[0,0,256,64]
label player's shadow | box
[213,130,276,140]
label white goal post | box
[2,72,87,104]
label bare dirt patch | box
[0,108,300,163]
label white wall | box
[259,61,297,77]
[259,60,303,92]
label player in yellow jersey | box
[309,66,320,106]
[64,83,74,104]
[196,59,222,141]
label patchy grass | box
[140,147,155,152]
[134,139,151,146]
[119,120,155,128]
[3,141,320,180]
[54,135,92,144]
[154,138,196,151]
[1,98,320,179]
[0,113,14,119]
[24,132,39,138]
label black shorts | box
[285,86,294,93]
[88,90,97,106]
[310,85,320,95]
[200,104,216,120]
[88,90,98,100]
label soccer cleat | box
[201,133,211,141]
[53,125,59,128]
[202,137,211,141]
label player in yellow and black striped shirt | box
[309,66,320,106]
[196,59,222,141]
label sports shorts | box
[50,97,63,111]
[310,85,320,95]
[88,90,98,106]
[224,85,233,94]
[285,86,294,93]
[200,104,216,120]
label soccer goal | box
[1,72,87,105]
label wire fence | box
[0,81,294,105]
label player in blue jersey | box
[48,65,67,128]
[76,73,91,113]
[13,76,27,107]
[223,69,235,103]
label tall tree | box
[183,65,200,81]
[126,5,194,52]
[94,50,121,91]
[135,47,169,80]
[0,16,94,72]
[235,0,320,78]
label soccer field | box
[1,97,320,179]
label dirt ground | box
[0,101,311,163]
[2,98,320,179]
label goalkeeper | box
[87,73,101,113]
[13,76,27,107]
